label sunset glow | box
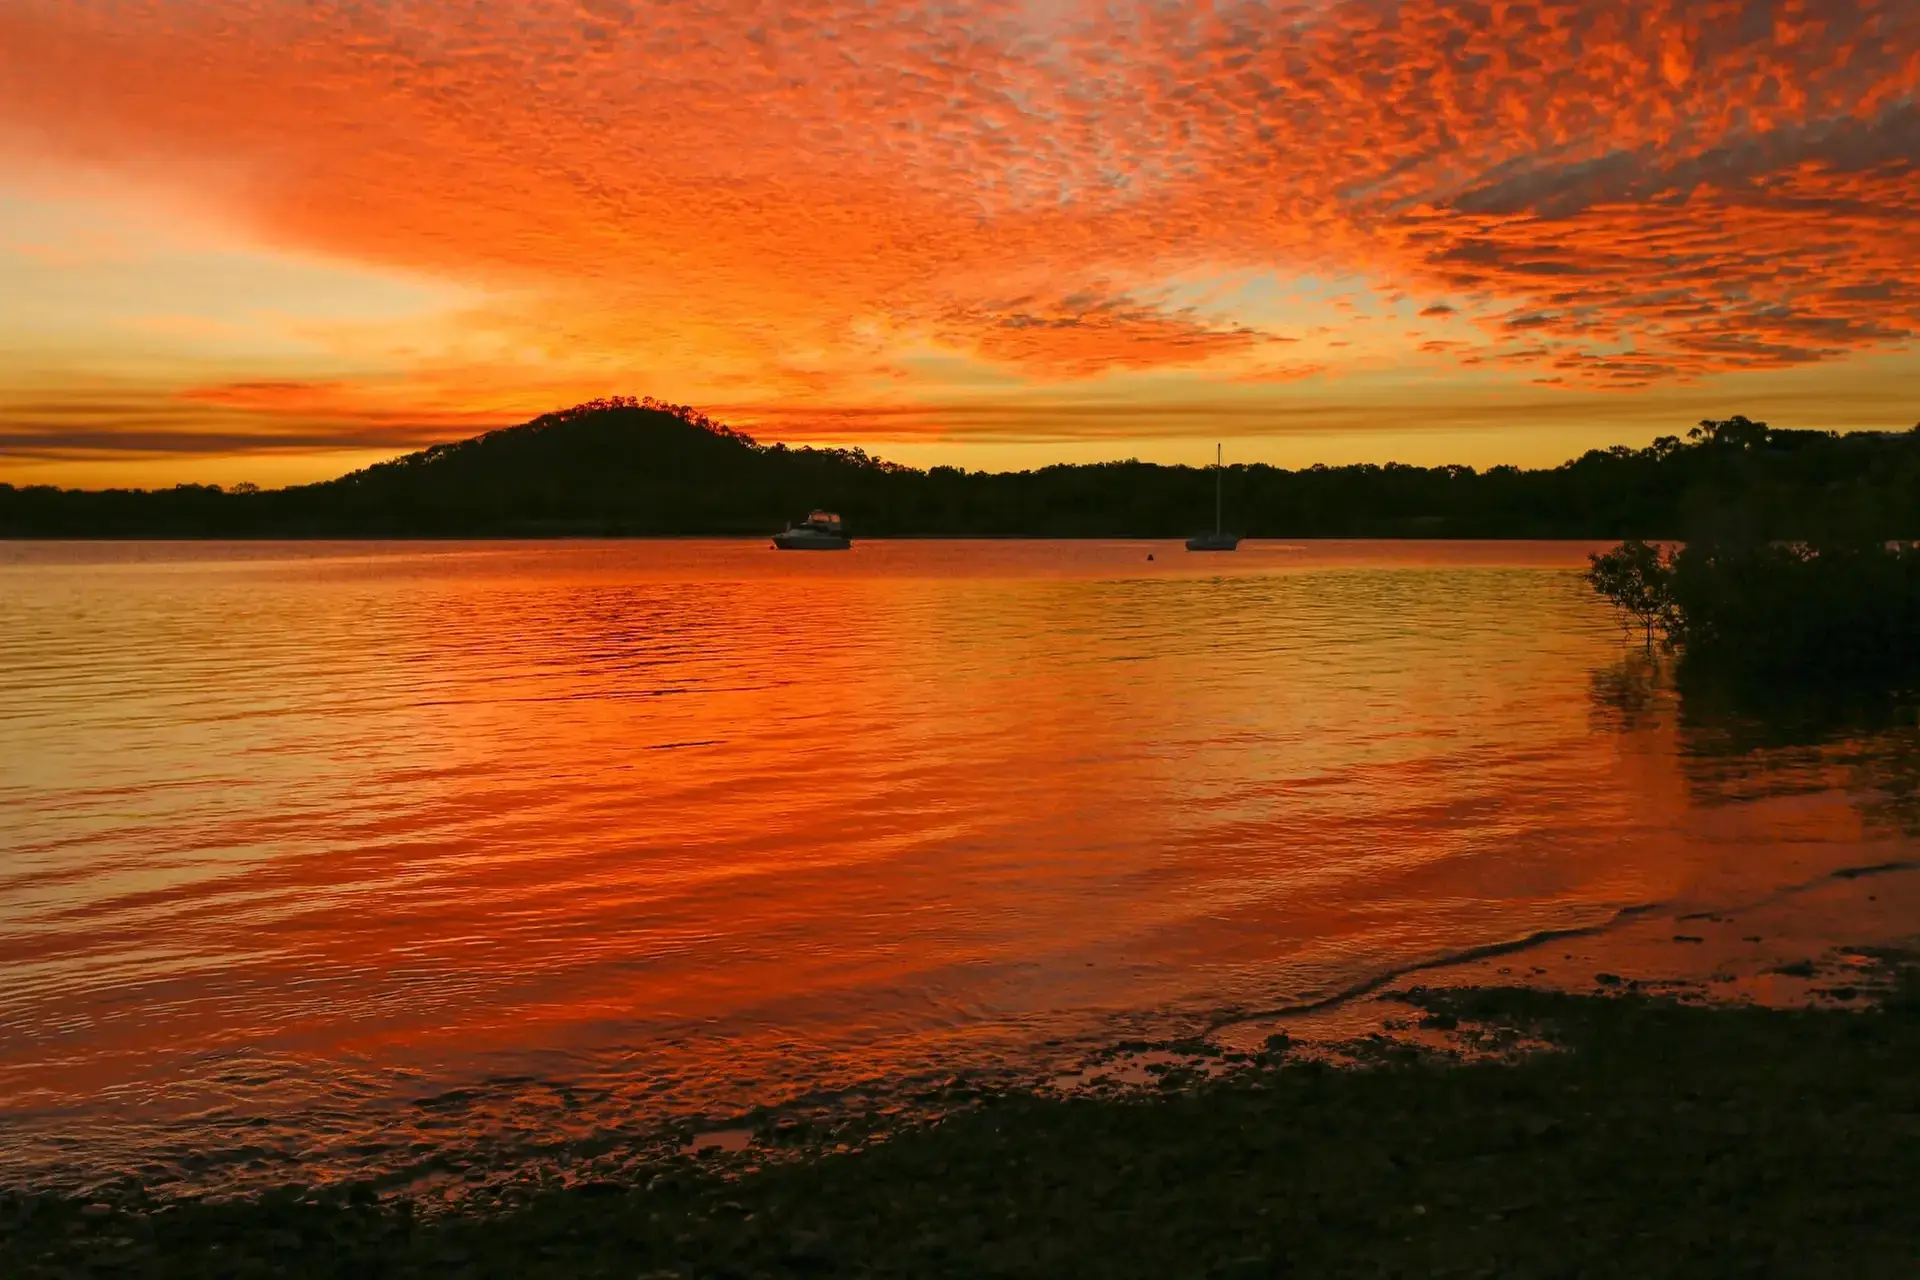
[4,1,1918,485]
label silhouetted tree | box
[1587,540,1680,647]
[1687,415,1771,450]
[1591,532,1920,683]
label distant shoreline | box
[7,404,1914,543]
[0,532,1631,543]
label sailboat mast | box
[1214,443,1222,536]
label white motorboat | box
[772,510,851,550]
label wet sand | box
[1220,859,1920,1053]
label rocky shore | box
[6,965,1917,1279]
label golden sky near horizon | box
[2,0,1918,487]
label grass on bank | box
[5,979,1919,1279]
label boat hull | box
[772,532,851,550]
[1185,533,1241,551]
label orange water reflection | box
[1,539,1914,1192]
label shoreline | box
[6,967,1916,1278]
[5,859,1915,1213]
[5,860,1915,1277]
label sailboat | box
[1185,443,1241,551]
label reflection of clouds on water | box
[2,539,1916,1198]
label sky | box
[2,0,1917,488]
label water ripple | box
[1,538,1913,1194]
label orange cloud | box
[946,291,1276,378]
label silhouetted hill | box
[291,399,899,536]
[4,399,1918,540]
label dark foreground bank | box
[6,983,1918,1279]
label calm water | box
[2,539,1915,1194]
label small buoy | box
[1147,553,1155,561]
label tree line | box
[4,399,1918,541]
